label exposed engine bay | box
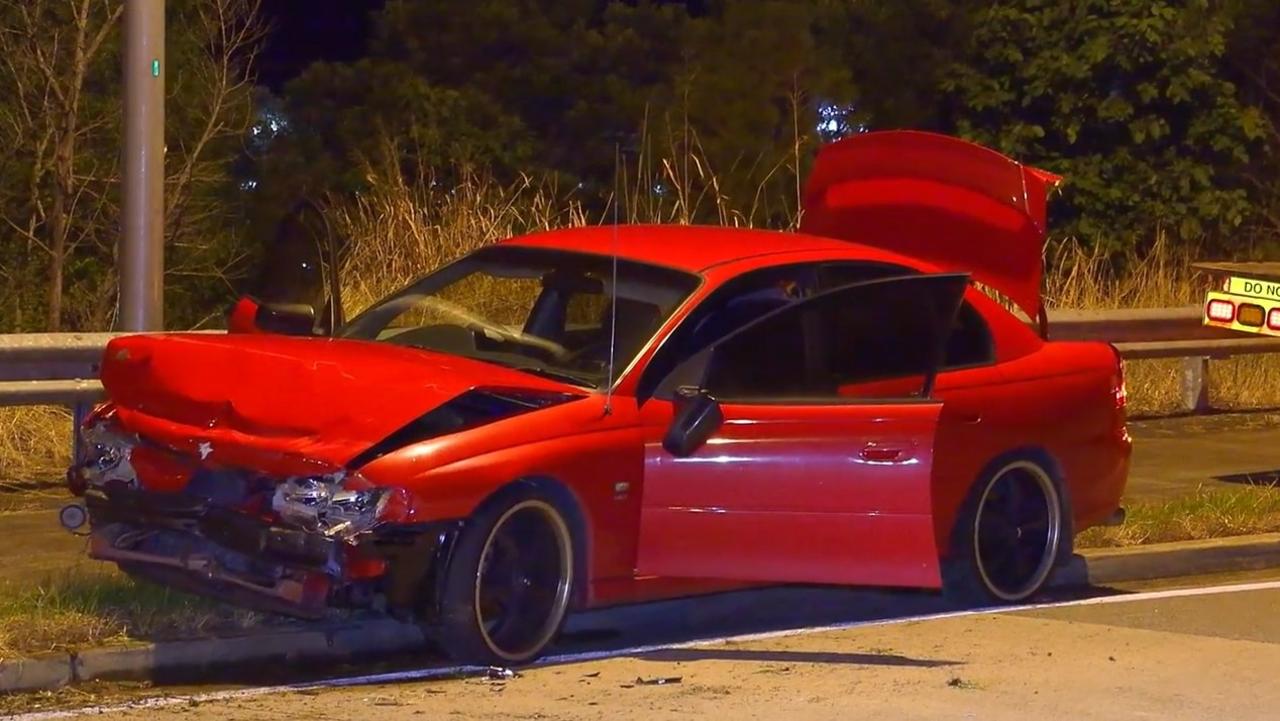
[64,416,454,619]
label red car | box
[68,131,1130,665]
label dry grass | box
[0,405,71,493]
[1046,234,1280,416]
[331,169,589,316]
[1078,483,1280,548]
[0,567,270,658]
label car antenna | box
[603,142,621,417]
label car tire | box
[437,485,576,666]
[942,455,1071,606]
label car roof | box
[500,224,925,274]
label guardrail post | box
[1181,355,1212,413]
[70,401,87,465]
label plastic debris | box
[486,666,519,681]
[633,676,682,686]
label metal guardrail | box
[0,306,1277,421]
[1046,305,1280,412]
[0,332,124,465]
[0,332,117,407]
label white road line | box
[9,577,1280,721]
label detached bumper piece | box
[84,486,338,618]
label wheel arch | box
[446,475,592,609]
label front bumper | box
[84,485,343,618]
[86,485,338,570]
[81,485,463,619]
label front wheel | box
[437,488,575,665]
[943,457,1068,605]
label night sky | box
[257,0,385,91]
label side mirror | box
[254,302,317,336]
[250,199,345,336]
[662,387,724,457]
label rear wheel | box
[437,487,575,665]
[943,458,1067,605]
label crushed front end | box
[65,410,453,619]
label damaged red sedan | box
[66,131,1130,665]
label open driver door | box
[635,273,969,589]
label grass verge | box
[1077,483,1280,548]
[0,566,273,659]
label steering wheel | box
[409,294,569,361]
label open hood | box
[100,333,576,474]
[799,130,1061,319]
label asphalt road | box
[1127,411,1280,499]
[7,570,1280,720]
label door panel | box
[636,400,943,588]
[634,272,967,590]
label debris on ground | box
[486,666,519,681]
[633,676,683,686]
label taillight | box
[1108,344,1126,410]
[1269,309,1280,331]
[1206,298,1235,322]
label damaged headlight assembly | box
[70,421,140,492]
[272,473,410,542]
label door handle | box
[860,446,904,463]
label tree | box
[0,0,264,331]
[0,0,123,330]
[250,59,529,200]
[940,0,1268,245]
[372,0,688,189]
[836,0,972,131]
[661,0,856,225]
[284,0,855,227]
[1224,0,1280,248]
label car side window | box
[943,301,994,369]
[691,274,970,402]
[701,304,823,399]
[636,264,821,400]
[819,261,994,371]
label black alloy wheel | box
[438,489,575,665]
[944,458,1066,605]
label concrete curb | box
[1,618,429,694]
[0,655,73,693]
[5,533,1280,695]
[1080,532,1280,585]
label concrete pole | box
[119,0,164,331]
